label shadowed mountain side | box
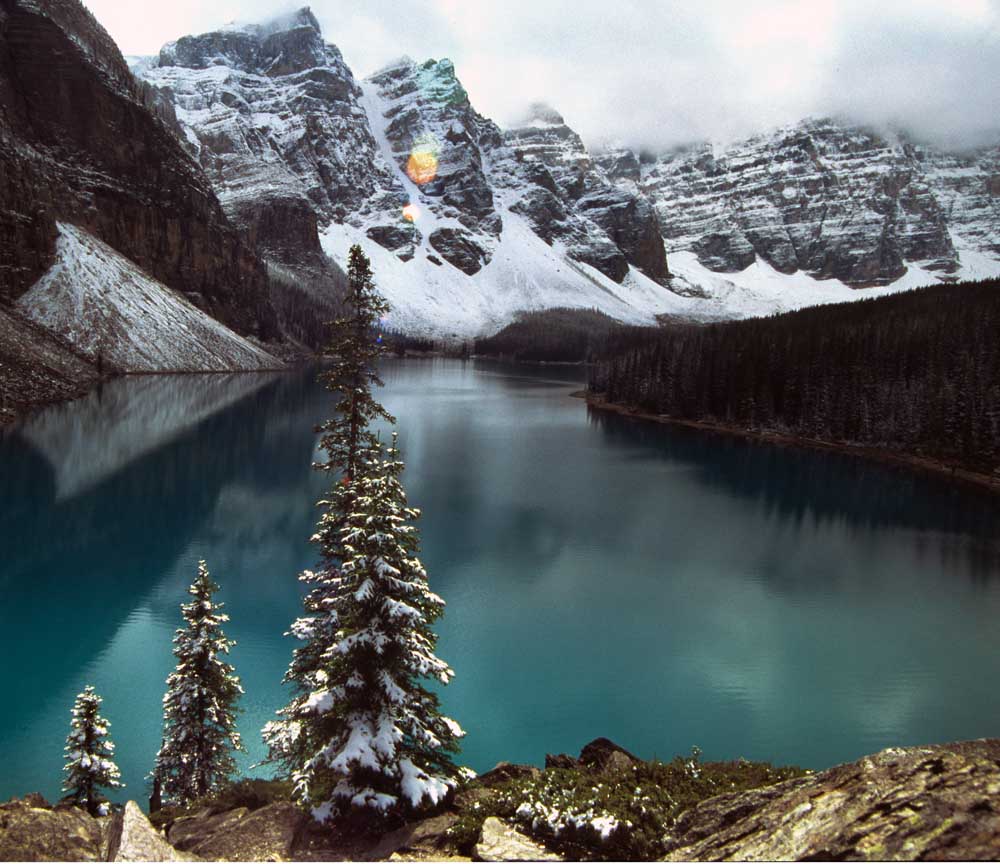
[0,0,277,338]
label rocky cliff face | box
[503,103,670,284]
[363,56,502,273]
[0,0,277,337]
[135,16,683,335]
[139,10,400,236]
[623,119,1000,286]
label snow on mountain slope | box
[16,224,281,372]
[622,119,1000,287]
[322,215,686,337]
[136,11,1000,338]
[665,252,944,320]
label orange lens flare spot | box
[402,203,420,222]
[406,149,438,185]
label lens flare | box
[406,150,438,185]
[402,203,420,222]
[406,134,440,185]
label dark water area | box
[1,359,999,804]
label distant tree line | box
[589,279,1000,474]
[474,308,621,363]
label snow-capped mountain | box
[134,10,1000,336]
[611,119,1000,287]
[137,18,686,335]
[4,0,999,358]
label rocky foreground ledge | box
[2,739,998,862]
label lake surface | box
[2,359,1000,804]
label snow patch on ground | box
[17,224,280,372]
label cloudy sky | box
[88,0,1000,151]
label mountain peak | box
[257,7,322,37]
[519,102,565,128]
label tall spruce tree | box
[317,244,395,482]
[264,246,463,822]
[63,686,123,815]
[152,561,244,804]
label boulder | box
[473,817,563,862]
[107,801,190,862]
[167,807,249,852]
[183,802,305,861]
[0,797,104,861]
[662,739,1000,861]
[368,812,461,860]
[578,738,640,772]
[477,763,542,788]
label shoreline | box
[575,390,1000,496]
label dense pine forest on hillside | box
[474,308,621,362]
[589,279,1000,475]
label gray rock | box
[544,754,577,771]
[637,119,999,287]
[473,817,563,862]
[368,812,460,860]
[661,739,1000,861]
[502,106,668,284]
[578,737,640,771]
[167,807,248,852]
[185,802,305,861]
[366,224,418,254]
[428,228,490,275]
[107,801,190,862]
[477,763,542,787]
[0,797,104,861]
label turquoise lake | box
[2,359,1000,804]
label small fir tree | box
[152,561,244,804]
[264,435,463,821]
[63,686,123,815]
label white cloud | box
[86,0,1000,151]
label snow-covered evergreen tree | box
[264,246,462,822]
[63,686,123,815]
[152,561,244,804]
[265,435,463,820]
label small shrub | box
[449,756,806,861]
